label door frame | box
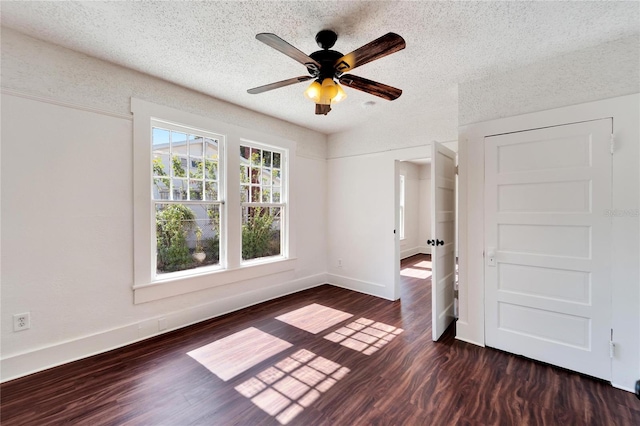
[457,94,639,391]
[393,144,458,312]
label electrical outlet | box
[337,259,343,268]
[13,312,30,332]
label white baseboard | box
[400,246,419,259]
[454,335,485,347]
[400,246,432,260]
[611,383,635,394]
[418,245,432,255]
[326,273,393,301]
[0,273,327,383]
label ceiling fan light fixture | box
[306,78,347,107]
[321,78,338,100]
[303,80,322,102]
[332,83,347,104]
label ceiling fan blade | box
[334,33,406,73]
[247,76,313,94]
[256,33,321,74]
[339,74,402,100]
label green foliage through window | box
[156,204,196,272]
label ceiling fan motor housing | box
[309,49,344,80]
[315,29,338,49]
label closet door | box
[484,119,612,380]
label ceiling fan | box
[247,30,406,115]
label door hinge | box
[455,165,459,175]
[610,134,615,154]
[610,329,615,358]
[453,289,459,299]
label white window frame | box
[239,140,289,264]
[132,99,297,304]
[151,120,226,281]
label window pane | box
[240,146,251,165]
[272,169,281,187]
[263,150,272,167]
[205,181,218,201]
[272,187,281,202]
[261,187,271,203]
[242,206,281,261]
[205,138,219,160]
[261,168,272,186]
[240,184,249,203]
[205,159,218,180]
[189,180,203,201]
[156,203,220,274]
[153,153,169,177]
[251,148,261,166]
[273,152,281,168]
[172,131,188,149]
[251,186,261,202]
[240,165,249,184]
[172,155,188,178]
[153,128,170,148]
[188,135,203,157]
[250,167,260,184]
[153,177,170,200]
[172,179,188,200]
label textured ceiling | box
[1,1,638,135]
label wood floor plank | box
[2,254,638,425]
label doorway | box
[396,142,457,341]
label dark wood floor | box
[2,254,639,425]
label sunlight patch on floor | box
[400,267,432,279]
[414,260,432,268]
[235,349,350,425]
[187,327,292,381]
[324,318,404,355]
[275,303,353,334]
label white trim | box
[400,246,421,260]
[1,88,133,121]
[1,273,327,383]
[417,245,432,255]
[326,273,393,301]
[454,332,485,347]
[134,258,297,304]
[611,383,635,394]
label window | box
[399,174,405,240]
[151,122,224,277]
[132,99,296,304]
[240,143,286,262]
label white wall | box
[1,28,328,381]
[326,146,432,301]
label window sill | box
[134,257,297,304]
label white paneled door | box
[485,119,612,380]
[431,142,457,341]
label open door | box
[431,142,456,341]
